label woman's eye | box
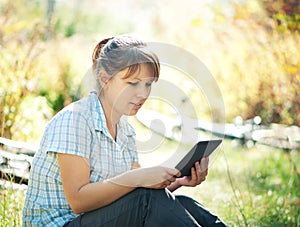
[128,81,138,86]
[146,82,152,87]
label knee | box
[130,187,152,199]
[175,195,197,203]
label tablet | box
[175,139,222,177]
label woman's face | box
[103,64,155,117]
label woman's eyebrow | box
[127,78,141,81]
[128,77,154,82]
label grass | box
[0,179,27,227]
[1,129,299,226]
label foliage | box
[0,0,48,140]
[3,0,300,142]
[192,0,300,125]
[134,0,300,126]
[215,26,300,125]
[233,1,300,125]
[38,56,81,114]
[0,0,86,142]
[0,182,26,227]
[262,0,300,33]
[246,151,300,226]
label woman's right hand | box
[108,166,181,189]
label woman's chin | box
[126,108,139,116]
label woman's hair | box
[92,35,160,87]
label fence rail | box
[0,137,36,185]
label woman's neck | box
[99,95,120,141]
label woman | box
[22,35,227,226]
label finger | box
[190,166,197,180]
[168,176,176,183]
[166,180,172,185]
[175,171,182,178]
[195,162,205,182]
[162,180,171,188]
[205,157,209,166]
[200,175,206,182]
[199,170,208,182]
[195,161,200,173]
[200,158,208,172]
[204,157,209,169]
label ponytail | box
[92,37,113,70]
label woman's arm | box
[58,153,179,214]
[58,153,136,214]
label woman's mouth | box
[131,102,143,110]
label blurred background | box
[1,0,300,142]
[0,0,300,226]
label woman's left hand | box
[176,157,209,187]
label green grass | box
[0,180,27,227]
[1,134,299,226]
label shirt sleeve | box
[42,109,92,159]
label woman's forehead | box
[122,64,156,80]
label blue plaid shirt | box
[22,92,138,226]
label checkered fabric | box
[22,92,138,226]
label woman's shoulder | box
[47,95,94,126]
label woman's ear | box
[98,71,110,88]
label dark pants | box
[64,188,227,227]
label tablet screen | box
[175,139,222,177]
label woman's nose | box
[137,85,150,99]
